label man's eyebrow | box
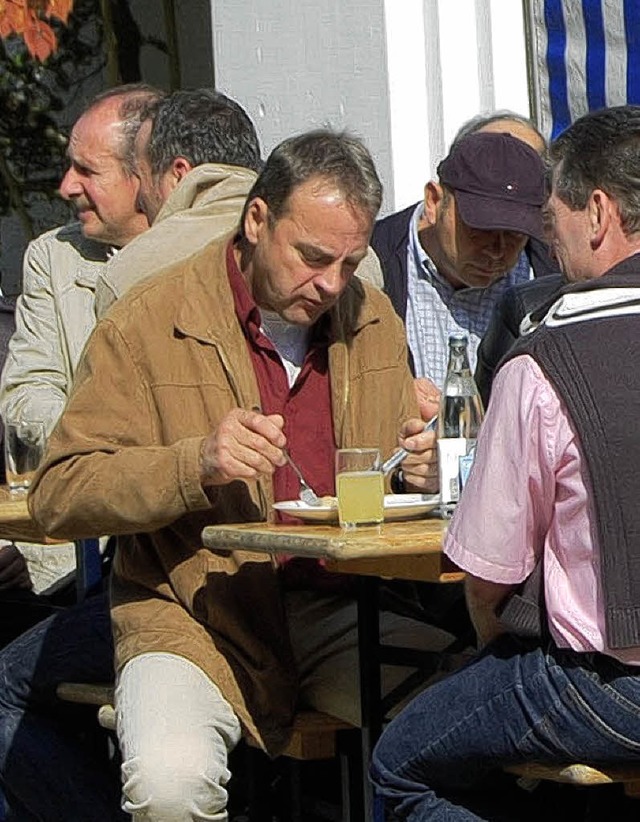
[345,250,367,266]
[296,242,336,261]
[297,242,367,264]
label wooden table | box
[203,517,461,582]
[203,515,464,819]
[0,485,102,599]
[0,485,56,543]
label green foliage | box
[0,0,103,236]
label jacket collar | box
[528,252,640,326]
[154,163,258,224]
[58,221,110,289]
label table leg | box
[357,574,382,820]
[74,538,102,601]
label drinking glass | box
[4,420,46,493]
[335,448,384,528]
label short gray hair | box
[240,129,382,232]
[451,110,545,150]
[550,105,640,236]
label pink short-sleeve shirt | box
[444,354,640,665]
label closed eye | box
[69,159,95,177]
[301,250,331,266]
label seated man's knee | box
[121,740,231,821]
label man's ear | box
[423,181,445,227]
[171,157,192,185]
[243,197,269,244]
[589,189,612,248]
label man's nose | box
[315,263,345,296]
[485,231,507,258]
[59,168,82,200]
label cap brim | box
[455,190,545,242]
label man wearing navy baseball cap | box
[437,132,545,248]
[371,120,547,420]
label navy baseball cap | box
[437,132,546,241]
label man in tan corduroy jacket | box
[30,129,451,822]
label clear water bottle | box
[437,333,484,515]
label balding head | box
[59,85,163,248]
[453,111,546,156]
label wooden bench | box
[56,682,116,729]
[56,683,354,755]
[506,762,640,798]
[56,682,361,820]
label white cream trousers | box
[115,590,453,821]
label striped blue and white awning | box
[526,0,640,138]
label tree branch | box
[162,0,181,90]
[0,153,34,238]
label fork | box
[283,449,321,506]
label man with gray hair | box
[0,83,161,619]
[31,128,452,820]
[372,104,640,821]
[1,83,161,437]
[95,87,263,316]
[372,111,548,424]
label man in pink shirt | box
[371,105,640,820]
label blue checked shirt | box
[405,203,533,388]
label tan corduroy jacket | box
[29,234,419,754]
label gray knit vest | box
[507,257,640,649]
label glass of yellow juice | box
[335,448,384,528]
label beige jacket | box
[0,222,109,435]
[0,223,109,592]
[30,234,415,753]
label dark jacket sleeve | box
[0,298,16,482]
[475,274,565,407]
[526,237,559,278]
[371,203,421,376]
[371,204,418,323]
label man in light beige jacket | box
[0,84,160,609]
[94,88,263,318]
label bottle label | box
[458,442,477,490]
[438,438,468,504]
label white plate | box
[273,494,440,523]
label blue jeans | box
[371,635,640,821]
[0,591,123,821]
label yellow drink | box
[336,470,384,528]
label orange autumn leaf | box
[44,0,72,25]
[0,0,74,59]
[0,6,11,38]
[1,0,28,35]
[22,13,57,60]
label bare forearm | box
[465,575,515,648]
